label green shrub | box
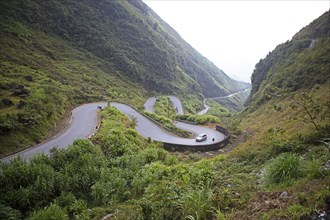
[143,111,174,129]
[108,204,143,220]
[287,204,310,219]
[0,204,22,220]
[143,111,190,137]
[176,114,220,125]
[262,128,307,156]
[28,204,68,220]
[0,113,19,134]
[305,160,325,179]
[178,181,214,220]
[154,96,176,118]
[265,153,303,185]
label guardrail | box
[163,125,230,152]
[174,119,198,125]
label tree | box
[291,92,321,132]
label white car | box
[195,133,207,142]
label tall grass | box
[265,153,303,185]
[178,181,214,220]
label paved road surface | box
[2,97,228,162]
[209,88,250,100]
[2,102,107,162]
[143,97,157,113]
[168,96,184,115]
[111,103,225,145]
[197,100,210,115]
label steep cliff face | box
[246,11,330,108]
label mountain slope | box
[241,11,330,139]
[0,0,247,155]
[0,19,146,155]
[246,11,330,108]
[1,0,247,97]
[229,12,330,218]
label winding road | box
[1,102,107,162]
[111,103,225,145]
[208,88,251,101]
[168,96,184,115]
[143,90,250,116]
[197,88,251,115]
[143,97,157,113]
[197,99,210,115]
[2,94,233,162]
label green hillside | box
[0,0,247,155]
[1,0,247,97]
[246,11,330,108]
[232,11,330,218]
[241,10,330,143]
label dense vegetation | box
[176,114,220,125]
[0,0,248,154]
[0,107,228,219]
[143,110,174,129]
[1,104,329,219]
[153,96,177,118]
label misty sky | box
[143,1,329,83]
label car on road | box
[195,133,207,142]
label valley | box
[0,1,329,219]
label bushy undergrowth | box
[143,110,190,137]
[143,111,174,129]
[176,114,220,125]
[0,107,218,219]
[28,204,68,220]
[1,106,329,219]
[154,96,176,118]
[265,153,303,185]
